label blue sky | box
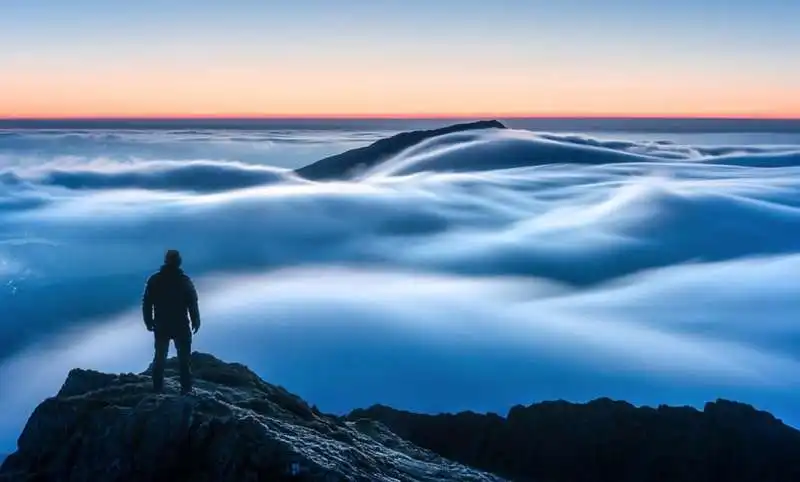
[0,0,798,117]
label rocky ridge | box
[350,399,800,482]
[0,353,503,482]
[5,351,800,482]
[294,120,506,180]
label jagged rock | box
[350,397,800,482]
[0,353,504,482]
[295,120,506,180]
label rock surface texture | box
[294,120,506,180]
[0,353,503,482]
[6,351,800,482]
[350,398,800,482]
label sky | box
[0,0,798,119]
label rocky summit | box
[0,353,503,482]
[5,353,800,482]
[351,399,800,482]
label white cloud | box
[1,127,800,451]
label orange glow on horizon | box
[3,63,798,122]
[2,111,799,121]
[3,68,798,121]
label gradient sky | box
[1,0,798,118]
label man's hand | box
[146,323,154,332]
[192,322,200,334]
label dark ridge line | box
[295,119,506,180]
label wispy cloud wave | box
[1,127,799,451]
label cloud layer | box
[1,126,800,451]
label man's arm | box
[186,276,201,333]
[142,277,155,331]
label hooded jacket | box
[142,264,200,336]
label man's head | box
[164,249,182,268]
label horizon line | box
[1,113,799,121]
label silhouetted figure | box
[142,249,201,395]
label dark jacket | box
[142,265,200,336]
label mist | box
[1,126,799,452]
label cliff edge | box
[5,351,800,482]
[0,353,502,482]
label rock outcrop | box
[294,120,506,180]
[0,353,503,482]
[350,398,800,482]
[6,352,800,482]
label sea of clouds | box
[1,125,800,451]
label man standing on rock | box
[142,249,201,395]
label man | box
[142,249,201,395]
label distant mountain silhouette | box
[295,120,506,180]
[350,399,800,482]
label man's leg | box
[152,334,170,393]
[175,332,193,395]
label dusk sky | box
[1,0,798,118]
